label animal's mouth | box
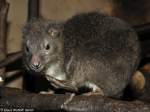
[29,64,44,73]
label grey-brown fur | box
[23,12,140,97]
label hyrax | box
[22,12,140,97]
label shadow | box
[113,0,150,25]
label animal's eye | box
[45,44,50,50]
[26,45,29,52]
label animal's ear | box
[47,22,64,38]
[22,26,28,39]
[22,22,31,39]
[48,28,60,37]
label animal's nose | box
[31,55,41,68]
[34,61,40,68]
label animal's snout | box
[31,55,41,69]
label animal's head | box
[22,19,64,73]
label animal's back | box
[63,12,140,97]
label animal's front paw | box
[82,89,104,96]
[83,81,104,96]
[39,90,54,94]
